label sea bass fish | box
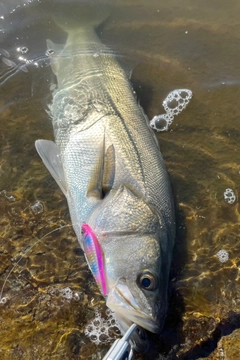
[35,4,175,345]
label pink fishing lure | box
[81,224,107,296]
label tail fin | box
[52,2,111,33]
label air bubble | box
[151,115,168,131]
[216,249,229,263]
[162,89,192,115]
[46,49,55,57]
[150,113,174,132]
[0,190,16,202]
[7,195,16,202]
[150,89,192,132]
[73,292,80,300]
[17,46,28,54]
[166,98,178,110]
[84,310,119,345]
[0,297,9,304]
[223,188,236,204]
[20,47,28,54]
[30,201,44,215]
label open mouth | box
[106,281,159,333]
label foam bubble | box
[30,201,44,215]
[223,188,236,204]
[150,89,192,132]
[19,47,28,54]
[150,113,174,132]
[0,296,9,304]
[59,287,73,300]
[46,49,55,57]
[163,89,192,114]
[84,309,119,345]
[0,190,16,202]
[216,249,229,263]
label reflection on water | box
[1,0,240,359]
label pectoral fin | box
[102,144,115,194]
[35,139,67,196]
[86,134,116,198]
[86,134,105,199]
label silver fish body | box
[35,8,175,341]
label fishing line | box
[0,223,74,302]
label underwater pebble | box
[30,201,44,215]
[223,188,236,204]
[216,249,229,263]
[150,89,192,132]
[85,309,119,345]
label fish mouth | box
[106,281,159,334]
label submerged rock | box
[199,329,240,360]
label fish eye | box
[137,271,158,291]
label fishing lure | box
[81,224,107,296]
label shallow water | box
[1,0,240,359]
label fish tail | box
[52,2,111,33]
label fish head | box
[87,185,171,339]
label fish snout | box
[106,280,160,334]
